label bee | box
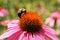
[17,8,42,34]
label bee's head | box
[17,8,26,18]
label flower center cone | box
[19,12,43,34]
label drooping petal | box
[44,30,58,40]
[0,20,10,26]
[8,20,19,28]
[42,25,56,34]
[1,9,8,14]
[34,33,46,40]
[18,31,26,40]
[0,9,8,17]
[40,33,50,40]
[22,32,29,40]
[45,18,51,25]
[8,31,23,40]
[28,32,45,40]
[57,19,60,27]
[0,27,20,39]
[29,34,36,40]
[0,12,5,17]
[48,18,55,27]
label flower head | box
[0,7,8,17]
[0,9,58,40]
[19,12,42,34]
[45,11,60,27]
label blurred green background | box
[0,0,60,40]
[0,0,60,20]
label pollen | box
[19,12,43,33]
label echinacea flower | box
[0,7,8,17]
[0,8,58,40]
[45,11,60,27]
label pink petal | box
[0,27,20,39]
[8,31,23,40]
[42,25,56,34]
[51,12,60,18]
[34,33,45,40]
[45,18,51,25]
[57,0,60,2]
[0,20,10,26]
[0,9,8,17]
[57,19,60,27]
[48,19,55,27]
[29,33,37,40]
[22,33,29,40]
[45,18,54,27]
[8,20,19,28]
[39,32,50,40]
[44,30,58,40]
[18,31,26,40]
[1,9,8,14]
[28,33,45,40]
[0,12,4,17]
[56,30,60,35]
